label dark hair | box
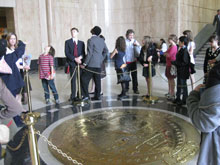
[0,42,6,57]
[168,34,178,43]
[115,36,126,52]
[126,29,135,37]
[183,30,194,41]
[70,27,79,32]
[100,35,105,40]
[160,38,166,44]
[209,34,219,42]
[179,36,189,46]
[6,32,18,49]
[48,46,55,57]
[217,9,220,12]
[1,34,7,39]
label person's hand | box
[75,57,82,64]
[80,65,85,69]
[194,84,205,92]
[24,65,30,70]
[144,64,148,67]
[208,59,216,64]
[147,56,152,62]
[133,41,139,46]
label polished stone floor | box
[1,62,204,165]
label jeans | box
[125,62,138,91]
[176,77,188,102]
[41,79,59,100]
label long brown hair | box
[143,36,152,51]
[6,32,18,49]
[115,36,126,52]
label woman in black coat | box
[139,36,158,97]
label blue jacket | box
[187,84,220,165]
[0,41,26,96]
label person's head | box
[6,32,18,49]
[100,35,105,41]
[217,9,220,15]
[168,34,177,45]
[44,45,55,57]
[115,36,126,52]
[90,26,101,36]
[142,36,152,48]
[71,27,79,38]
[160,38,166,44]
[126,29,135,41]
[206,62,220,89]
[178,36,189,48]
[183,30,194,41]
[209,34,219,47]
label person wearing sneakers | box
[164,34,178,101]
[38,45,59,104]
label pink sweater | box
[166,45,177,66]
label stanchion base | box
[72,100,90,107]
[143,96,159,104]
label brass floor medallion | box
[48,108,200,165]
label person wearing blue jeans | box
[41,79,59,104]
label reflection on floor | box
[1,63,204,165]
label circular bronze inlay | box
[48,108,200,165]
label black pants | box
[125,62,138,91]
[176,77,188,102]
[70,66,77,99]
[81,67,101,98]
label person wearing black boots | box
[111,36,131,99]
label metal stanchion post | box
[22,70,41,165]
[143,61,158,104]
[73,64,88,107]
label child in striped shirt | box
[38,45,59,104]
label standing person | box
[157,38,168,63]
[172,36,190,105]
[183,30,196,90]
[1,33,26,127]
[38,45,59,104]
[110,36,130,99]
[89,35,106,95]
[213,9,220,38]
[187,62,220,165]
[203,35,220,83]
[81,26,108,101]
[124,29,141,94]
[65,27,85,103]
[139,36,158,98]
[164,34,178,101]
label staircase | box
[195,42,210,69]
[194,24,216,69]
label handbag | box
[0,56,12,74]
[0,124,9,144]
[170,64,177,76]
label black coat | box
[64,39,85,68]
[139,44,158,66]
[173,47,190,79]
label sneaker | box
[46,99,50,104]
[55,99,60,104]
[134,90,140,94]
[165,93,170,98]
[167,95,175,101]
